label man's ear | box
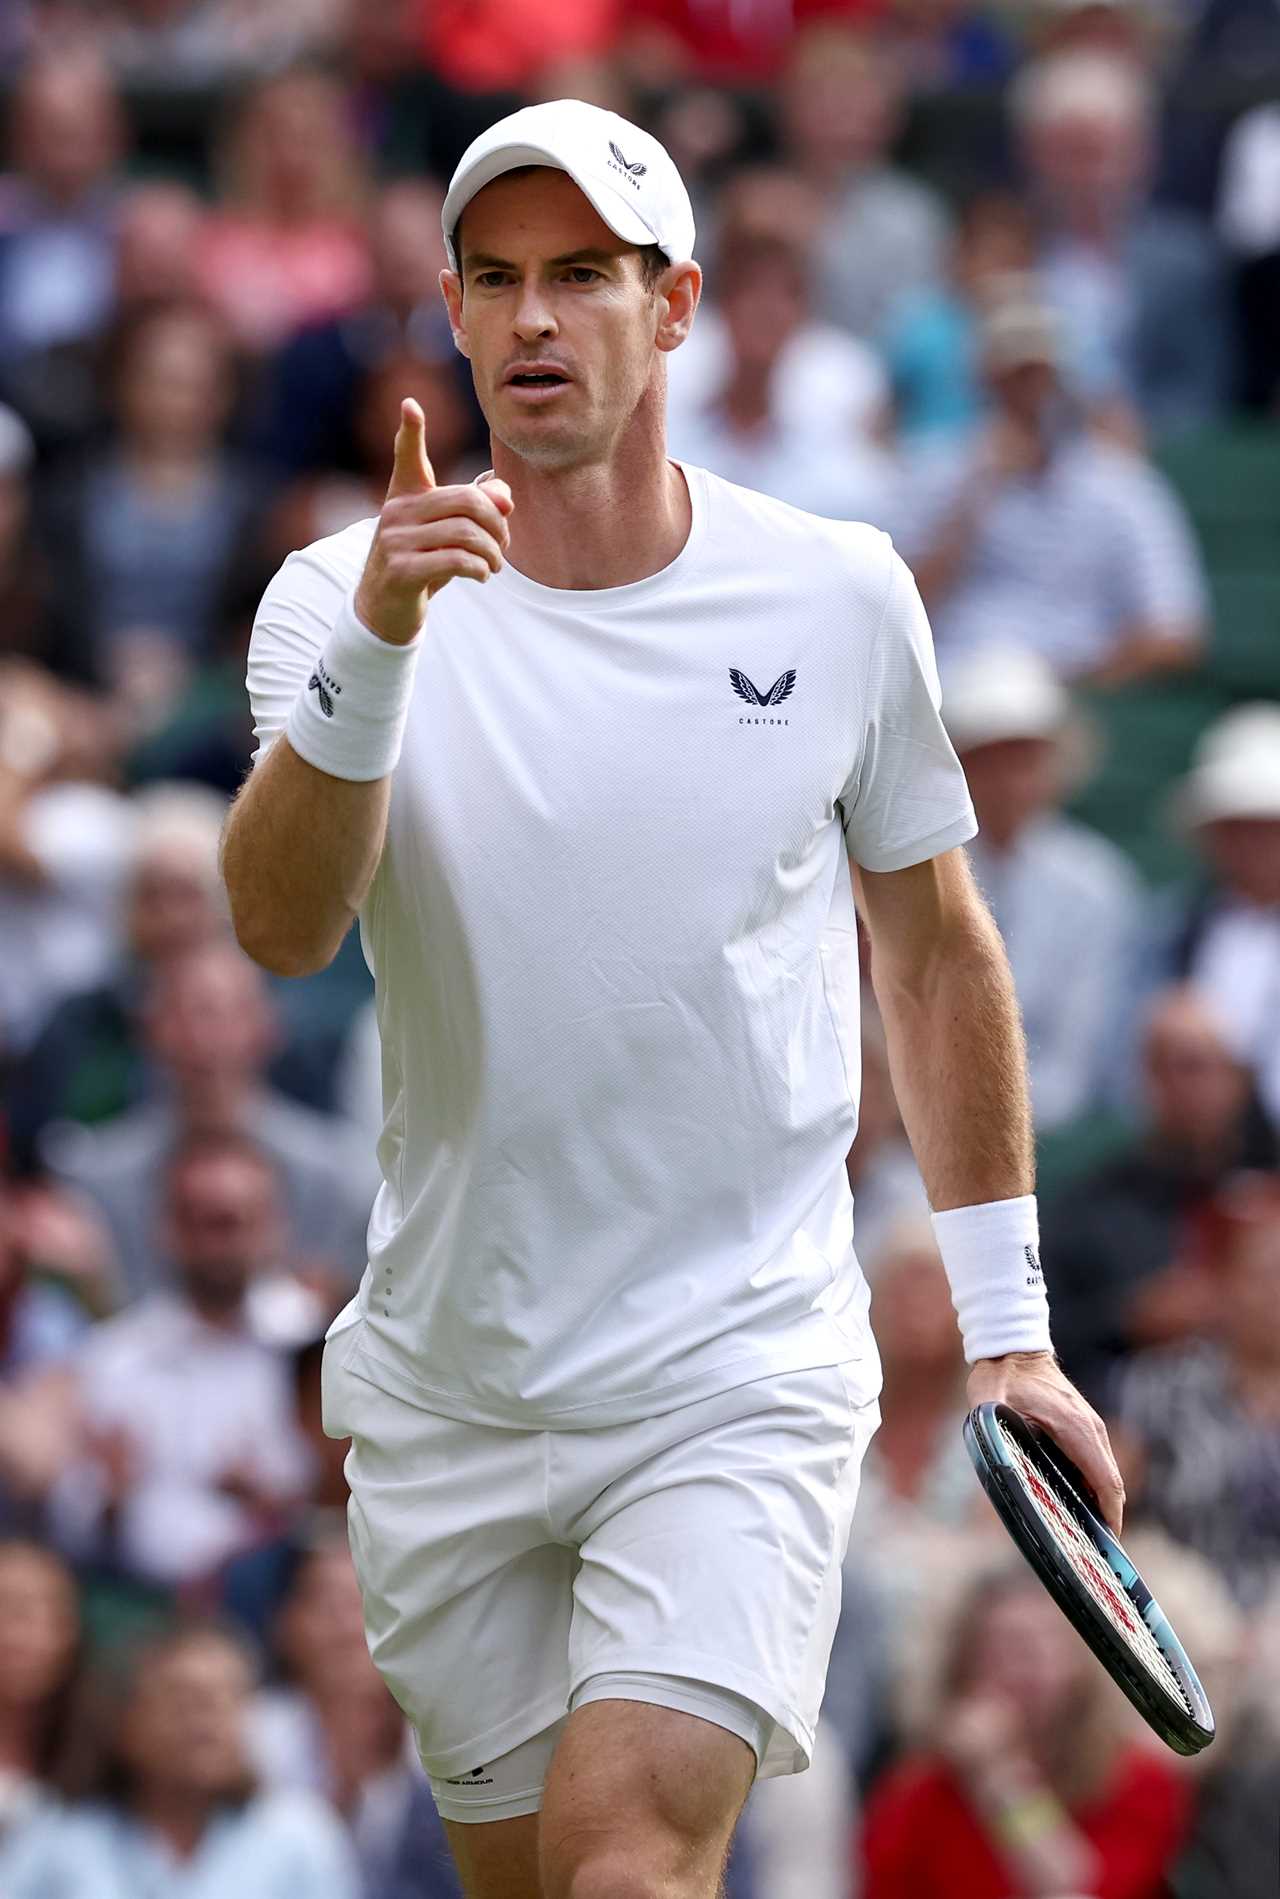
[440,268,470,359]
[654,260,702,354]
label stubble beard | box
[485,388,602,474]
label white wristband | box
[285,595,422,782]
[931,1194,1052,1364]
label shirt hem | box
[342,1315,878,1432]
[849,809,978,874]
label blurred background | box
[0,2,1277,1895]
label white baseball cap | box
[441,99,696,274]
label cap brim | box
[443,142,658,269]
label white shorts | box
[322,1329,879,1821]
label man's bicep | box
[246,547,350,766]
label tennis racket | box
[963,1401,1215,1756]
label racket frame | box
[964,1401,1215,1756]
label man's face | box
[961,736,1058,843]
[721,258,806,378]
[442,169,688,472]
[1142,1004,1246,1146]
[147,948,272,1087]
[1026,107,1145,214]
[1200,817,1280,907]
[168,1153,277,1308]
[987,358,1059,430]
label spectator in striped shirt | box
[893,294,1207,686]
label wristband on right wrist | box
[284,594,422,783]
[931,1194,1052,1365]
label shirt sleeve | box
[245,543,352,767]
[839,546,977,872]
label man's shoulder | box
[694,464,896,608]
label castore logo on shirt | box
[730,666,796,726]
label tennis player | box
[221,100,1125,1899]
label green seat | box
[1157,425,1280,534]
[1067,675,1233,885]
[1204,570,1280,697]
[1064,425,1280,882]
[1037,1108,1135,1206]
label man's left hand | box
[967,1350,1126,1536]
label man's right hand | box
[354,398,514,647]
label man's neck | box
[494,428,692,592]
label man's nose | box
[512,277,557,342]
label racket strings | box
[999,1423,1191,1713]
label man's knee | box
[555,1850,725,1899]
[559,1861,658,1899]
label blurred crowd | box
[0,1,1278,1895]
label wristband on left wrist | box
[931,1194,1053,1364]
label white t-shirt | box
[246,464,976,1428]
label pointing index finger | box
[386,398,435,501]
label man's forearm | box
[866,872,1033,1211]
[221,740,391,978]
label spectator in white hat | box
[945,643,1143,1128]
[1161,704,1280,1124]
[894,292,1207,684]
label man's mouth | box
[505,366,571,388]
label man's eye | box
[475,271,508,288]
[566,267,600,284]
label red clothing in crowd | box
[861,1746,1192,1899]
[197,218,372,354]
[418,0,620,92]
[628,0,883,81]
